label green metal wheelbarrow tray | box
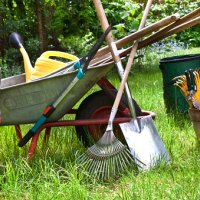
[0,61,114,125]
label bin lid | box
[160,54,200,64]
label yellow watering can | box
[10,32,79,82]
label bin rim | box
[160,54,200,64]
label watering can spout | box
[19,47,34,81]
[9,32,34,81]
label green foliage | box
[58,31,95,57]
[148,0,200,47]
[103,0,143,38]
[0,0,200,77]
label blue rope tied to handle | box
[73,61,84,80]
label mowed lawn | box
[0,48,199,199]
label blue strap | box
[77,68,84,80]
[73,61,84,79]
[73,61,81,69]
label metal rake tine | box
[108,158,112,180]
[78,155,91,171]
[125,149,134,163]
[118,154,124,171]
[120,152,129,172]
[95,145,105,156]
[101,158,106,180]
[121,151,131,168]
[103,159,108,180]
[97,159,104,180]
[134,155,147,168]
[98,159,103,181]
[123,148,135,166]
[87,159,99,175]
[94,161,103,179]
[81,158,90,170]
[81,154,89,165]
[94,160,103,179]
[101,158,107,181]
[88,145,97,155]
[84,158,92,172]
[77,153,85,163]
[115,152,121,175]
[93,159,103,179]
[109,157,113,180]
[119,153,127,172]
[105,158,110,180]
[124,148,134,166]
[86,158,96,174]
[115,154,122,174]
[111,155,116,178]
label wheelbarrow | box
[0,32,154,160]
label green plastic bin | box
[159,54,200,113]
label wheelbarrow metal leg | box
[15,125,22,140]
[28,129,41,160]
[43,127,52,144]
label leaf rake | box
[78,128,135,180]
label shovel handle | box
[113,0,153,110]
[93,0,140,121]
[93,0,121,63]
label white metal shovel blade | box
[120,116,170,170]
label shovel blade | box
[120,116,170,170]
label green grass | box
[0,48,200,200]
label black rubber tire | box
[75,90,142,147]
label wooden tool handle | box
[113,0,153,109]
[93,0,121,63]
[139,16,200,49]
[119,15,200,57]
[95,13,180,58]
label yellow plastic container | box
[20,47,79,81]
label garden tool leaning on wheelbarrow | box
[116,0,170,170]
[17,26,112,147]
[79,0,170,180]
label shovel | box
[118,1,170,169]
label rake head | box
[78,130,135,180]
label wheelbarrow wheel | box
[75,90,141,147]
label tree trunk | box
[35,0,48,53]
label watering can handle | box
[9,32,23,49]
